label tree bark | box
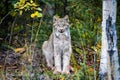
[99,0,120,80]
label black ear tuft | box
[53,16,58,23]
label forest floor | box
[0,47,99,80]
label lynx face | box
[53,16,69,37]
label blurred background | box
[0,0,120,80]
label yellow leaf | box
[97,17,101,22]
[31,13,35,18]
[91,46,97,52]
[19,6,25,9]
[31,3,37,7]
[14,48,25,53]
[97,59,100,62]
[60,78,64,80]
[20,0,25,4]
[97,43,101,48]
[30,0,33,3]
[89,67,94,72]
[34,11,39,15]
[19,10,23,15]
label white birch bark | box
[99,0,120,80]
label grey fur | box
[42,15,72,74]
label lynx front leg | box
[62,47,72,74]
[43,50,54,68]
[54,47,62,74]
[42,41,54,68]
[46,54,54,68]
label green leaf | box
[36,7,42,11]
[37,13,42,18]
[19,10,23,15]
[75,48,81,54]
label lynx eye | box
[54,25,59,28]
[64,26,68,30]
[54,25,58,30]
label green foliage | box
[13,0,42,18]
[0,0,120,80]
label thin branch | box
[0,11,12,25]
[34,5,47,43]
[9,16,17,44]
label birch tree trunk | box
[99,0,120,80]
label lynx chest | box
[54,33,70,48]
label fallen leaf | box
[60,77,64,80]
[14,48,25,53]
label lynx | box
[42,15,72,74]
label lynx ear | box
[53,16,58,23]
[64,15,69,22]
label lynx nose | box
[59,29,64,33]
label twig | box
[0,11,12,25]
[9,16,17,44]
[34,5,47,43]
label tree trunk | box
[99,0,120,80]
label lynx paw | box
[47,66,55,71]
[62,71,70,74]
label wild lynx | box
[42,15,72,74]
